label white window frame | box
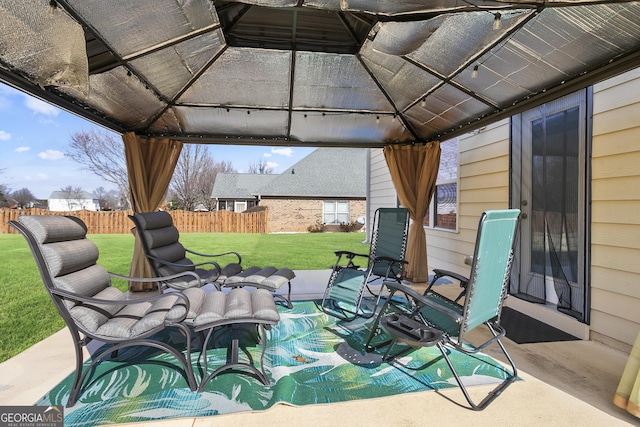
[323,200,350,224]
[424,138,459,233]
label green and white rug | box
[38,300,512,427]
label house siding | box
[590,67,640,347]
[368,149,398,238]
[427,120,511,275]
[261,198,366,233]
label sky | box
[0,83,315,200]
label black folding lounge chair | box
[10,215,198,407]
[365,209,521,410]
[130,211,243,290]
[321,207,409,321]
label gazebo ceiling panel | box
[180,48,291,108]
[289,111,414,144]
[64,0,220,59]
[406,84,493,140]
[360,40,443,113]
[60,66,166,129]
[2,0,640,147]
[129,31,226,101]
[292,52,393,111]
[175,106,290,139]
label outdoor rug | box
[38,300,514,427]
[501,307,580,344]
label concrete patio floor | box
[1,270,638,426]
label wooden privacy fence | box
[0,208,267,234]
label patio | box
[0,270,637,426]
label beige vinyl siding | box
[426,120,511,275]
[367,148,398,238]
[591,67,640,346]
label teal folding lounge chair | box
[365,209,521,410]
[321,207,409,321]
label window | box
[323,200,349,224]
[434,181,457,229]
[424,138,458,230]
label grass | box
[0,231,368,363]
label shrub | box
[339,221,362,232]
[307,221,326,233]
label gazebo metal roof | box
[2,0,640,147]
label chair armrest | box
[332,250,369,269]
[146,254,222,274]
[334,250,369,259]
[431,268,469,286]
[185,248,242,264]
[384,281,464,325]
[50,283,190,309]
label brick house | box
[211,147,367,232]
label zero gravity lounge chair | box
[10,215,198,407]
[321,207,410,321]
[364,209,521,410]
[130,211,243,290]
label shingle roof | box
[49,190,96,199]
[258,147,366,198]
[210,173,276,199]
[211,147,367,199]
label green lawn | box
[0,231,368,363]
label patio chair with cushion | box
[364,209,521,410]
[10,215,198,407]
[131,211,296,307]
[321,207,410,321]
[130,211,243,290]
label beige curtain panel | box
[383,142,441,283]
[123,132,183,291]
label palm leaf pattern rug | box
[37,300,512,427]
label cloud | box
[271,147,293,157]
[24,96,59,117]
[266,161,279,170]
[263,152,272,157]
[15,146,29,152]
[0,130,11,141]
[38,149,64,160]
[25,173,49,181]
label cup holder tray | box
[381,313,442,346]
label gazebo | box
[2,0,640,286]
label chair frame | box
[365,209,521,410]
[322,207,409,321]
[10,218,199,407]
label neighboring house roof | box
[211,173,276,199]
[49,190,97,199]
[211,148,367,199]
[258,147,366,198]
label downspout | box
[364,148,371,244]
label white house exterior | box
[367,66,640,353]
[48,190,100,212]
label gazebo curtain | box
[384,142,441,283]
[123,132,183,291]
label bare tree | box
[248,158,274,174]
[11,187,36,209]
[196,160,235,211]
[170,145,236,211]
[66,129,131,208]
[0,183,11,208]
[59,185,85,211]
